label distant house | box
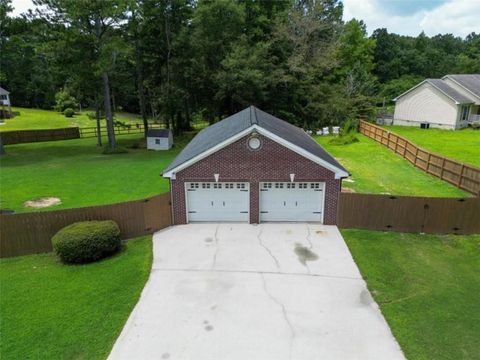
[147,129,173,150]
[393,74,480,130]
[0,87,12,118]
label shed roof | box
[163,106,348,176]
[147,129,171,138]
[0,87,9,95]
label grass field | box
[342,230,480,360]
[316,134,468,197]
[383,125,480,168]
[0,133,193,212]
[0,130,468,213]
[0,107,154,132]
[0,235,152,360]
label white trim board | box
[162,124,349,180]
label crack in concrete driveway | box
[108,224,405,360]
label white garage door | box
[259,182,324,222]
[185,182,249,222]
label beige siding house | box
[393,74,480,130]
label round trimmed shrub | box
[52,220,121,264]
[63,108,75,117]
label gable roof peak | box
[163,106,348,178]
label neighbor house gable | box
[394,79,473,105]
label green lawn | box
[383,125,480,168]
[0,134,193,213]
[316,134,469,197]
[0,107,154,132]
[342,230,480,360]
[0,235,152,360]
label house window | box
[460,105,470,121]
[155,138,161,145]
[0,95,7,100]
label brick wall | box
[170,134,342,225]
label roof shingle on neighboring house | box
[426,79,474,104]
[394,74,480,105]
[146,129,171,138]
[443,74,480,99]
[0,87,10,95]
[163,106,348,176]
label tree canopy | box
[1,0,478,133]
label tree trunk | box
[135,38,148,137]
[0,136,5,155]
[102,72,116,148]
[95,92,102,147]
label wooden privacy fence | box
[0,193,172,258]
[1,124,166,145]
[338,193,480,234]
[1,193,478,258]
[359,120,480,196]
[0,127,80,145]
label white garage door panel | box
[186,182,249,222]
[259,182,324,222]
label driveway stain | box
[204,237,213,243]
[161,353,170,359]
[294,243,318,265]
[360,289,374,306]
[204,325,214,331]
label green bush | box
[52,221,121,264]
[471,121,480,130]
[102,146,129,155]
[341,119,359,135]
[55,88,78,112]
[328,133,359,145]
[63,108,75,117]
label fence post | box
[458,164,465,187]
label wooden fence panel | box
[0,194,172,258]
[0,127,80,145]
[359,121,480,196]
[338,193,480,234]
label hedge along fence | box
[338,193,480,234]
[0,193,171,258]
[359,120,480,196]
[1,192,479,258]
[0,127,80,145]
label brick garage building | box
[163,106,348,225]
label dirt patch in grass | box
[24,197,61,208]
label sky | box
[343,0,480,37]
[10,0,480,38]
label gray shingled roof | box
[0,87,9,95]
[445,74,480,98]
[147,129,171,138]
[163,106,347,174]
[426,79,474,104]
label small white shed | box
[0,87,12,118]
[147,129,173,150]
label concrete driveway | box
[109,224,404,360]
